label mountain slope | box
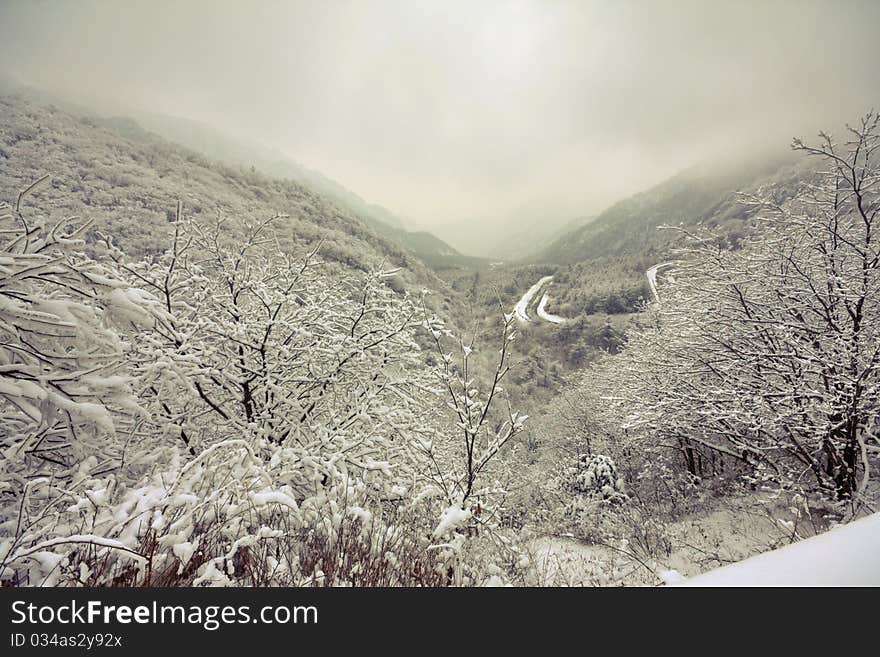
[114,111,481,270]
[535,151,809,265]
[0,95,464,317]
[0,75,476,272]
[131,111,407,228]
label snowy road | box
[645,261,677,303]
[537,292,566,324]
[516,261,674,325]
[514,276,567,324]
[513,275,554,322]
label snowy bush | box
[567,454,626,502]
[553,454,626,522]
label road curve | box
[514,275,554,322]
[646,261,677,303]
[514,275,568,324]
[537,293,566,324]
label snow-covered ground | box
[526,537,616,586]
[514,276,567,324]
[536,293,566,324]
[526,494,878,587]
[678,511,880,586]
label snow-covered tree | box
[600,114,880,503]
[1,181,526,586]
[104,207,436,500]
[0,176,168,584]
[418,306,528,537]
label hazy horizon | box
[1,0,879,255]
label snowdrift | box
[680,512,880,586]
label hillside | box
[130,111,409,227]
[0,95,466,319]
[439,146,826,423]
[0,74,478,272]
[534,151,809,265]
[481,150,819,331]
[106,111,482,270]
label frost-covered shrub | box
[0,178,158,461]
[565,454,626,503]
[535,454,628,536]
[1,443,450,586]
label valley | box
[1,91,877,589]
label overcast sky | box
[1,0,879,249]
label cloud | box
[1,0,878,253]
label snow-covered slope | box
[679,512,880,587]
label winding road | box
[537,292,566,324]
[514,260,676,326]
[645,261,677,303]
[513,275,567,324]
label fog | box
[1,0,879,254]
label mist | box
[1,0,878,255]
